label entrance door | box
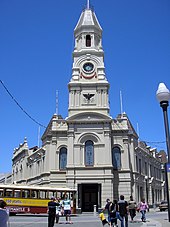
[81,184,99,212]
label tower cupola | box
[74,4,103,52]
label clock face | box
[83,62,94,73]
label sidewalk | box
[131,218,169,227]
[94,208,168,227]
[125,208,168,227]
[145,208,169,227]
[128,218,162,227]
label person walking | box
[55,198,61,224]
[99,209,109,226]
[0,199,9,227]
[47,196,58,227]
[138,198,148,222]
[117,195,128,227]
[109,200,118,227]
[62,194,72,224]
[128,196,136,222]
[104,198,111,224]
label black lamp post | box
[156,82,170,222]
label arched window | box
[85,140,94,166]
[59,147,67,170]
[86,35,91,47]
[112,147,121,169]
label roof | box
[74,8,102,34]
[0,184,76,192]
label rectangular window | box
[145,162,147,175]
[139,159,142,174]
[136,156,138,172]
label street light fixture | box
[156,82,170,222]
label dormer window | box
[86,35,91,47]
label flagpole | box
[120,90,123,115]
[56,90,58,115]
[37,126,40,147]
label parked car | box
[159,201,168,211]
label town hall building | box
[11,2,165,212]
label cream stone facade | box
[11,4,166,212]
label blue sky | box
[0,0,170,173]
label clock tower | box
[11,1,162,213]
[66,2,113,212]
[68,3,110,117]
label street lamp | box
[156,82,170,222]
[145,176,148,199]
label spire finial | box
[87,0,90,9]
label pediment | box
[66,112,112,122]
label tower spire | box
[87,0,90,9]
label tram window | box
[60,192,66,200]
[21,190,30,198]
[56,192,62,200]
[39,190,47,199]
[49,191,55,199]
[31,190,39,198]
[5,189,13,197]
[14,190,21,198]
[0,190,3,197]
[22,191,25,198]
[31,191,35,198]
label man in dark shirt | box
[118,195,128,227]
[0,199,9,227]
[104,198,111,224]
[48,196,58,227]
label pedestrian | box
[128,195,136,222]
[55,198,61,224]
[47,196,58,227]
[99,209,109,226]
[62,194,72,224]
[0,199,9,227]
[117,195,128,227]
[138,198,148,222]
[104,198,111,224]
[109,200,118,227]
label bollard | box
[93,205,97,216]
[153,203,156,210]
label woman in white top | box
[62,195,72,224]
[0,199,9,227]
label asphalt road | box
[8,213,144,227]
[8,210,170,227]
[9,213,103,227]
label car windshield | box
[161,201,167,204]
